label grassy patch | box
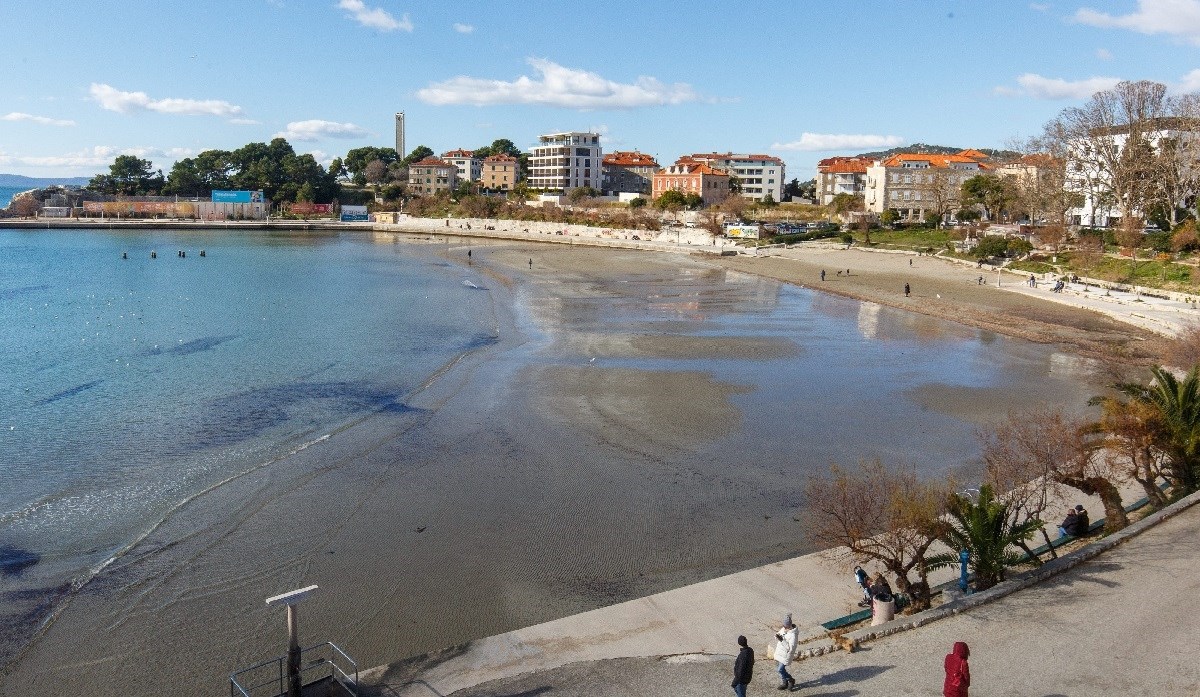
[854,228,955,251]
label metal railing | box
[230,642,358,697]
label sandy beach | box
[0,232,1134,697]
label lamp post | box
[959,550,971,594]
[266,585,318,697]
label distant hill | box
[853,143,1022,162]
[0,174,91,187]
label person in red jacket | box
[943,641,970,697]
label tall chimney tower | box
[394,112,406,159]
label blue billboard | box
[340,205,369,222]
[212,190,263,203]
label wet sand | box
[709,246,1166,363]
[0,239,1127,697]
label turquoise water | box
[0,228,493,651]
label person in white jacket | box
[773,613,799,690]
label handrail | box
[230,641,357,697]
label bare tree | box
[805,459,949,610]
[980,407,1129,532]
[1114,216,1147,281]
[1047,80,1185,227]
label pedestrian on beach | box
[773,613,799,690]
[943,641,971,697]
[977,276,983,285]
[904,283,910,297]
[846,268,850,276]
[732,635,754,697]
[528,258,533,269]
[909,258,913,266]
[820,269,826,281]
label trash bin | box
[871,591,895,626]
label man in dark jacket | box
[732,635,754,697]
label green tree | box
[655,189,688,211]
[879,208,900,228]
[1114,366,1200,492]
[90,155,164,195]
[928,485,1043,592]
[401,145,435,166]
[961,174,1012,221]
[973,235,1010,260]
[629,197,647,209]
[760,192,777,207]
[683,192,703,209]
[344,146,398,185]
[728,175,743,194]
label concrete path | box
[372,501,1200,697]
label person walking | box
[904,283,910,297]
[943,641,971,696]
[820,269,826,281]
[732,635,754,697]
[773,613,799,690]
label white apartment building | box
[1064,119,1199,227]
[682,152,785,202]
[529,132,602,191]
[442,149,482,183]
[865,151,989,221]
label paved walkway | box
[368,501,1200,696]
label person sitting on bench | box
[1058,505,1089,538]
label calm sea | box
[0,228,493,657]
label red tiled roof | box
[412,157,455,167]
[817,156,872,174]
[955,149,990,160]
[603,151,659,167]
[442,149,475,158]
[880,153,991,169]
[482,153,517,162]
[687,152,784,165]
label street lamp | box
[266,585,319,697]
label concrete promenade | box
[367,496,1200,696]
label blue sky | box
[1,0,1198,181]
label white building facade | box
[442,149,482,183]
[529,132,603,192]
[683,153,785,202]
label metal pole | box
[286,604,301,697]
[959,549,971,593]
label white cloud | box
[0,145,194,170]
[336,0,412,32]
[89,83,243,116]
[772,133,905,152]
[1075,0,1200,43]
[994,73,1122,99]
[417,58,701,109]
[453,22,474,34]
[274,119,370,141]
[1096,47,1113,60]
[229,118,261,125]
[2,112,76,127]
[1176,68,1200,93]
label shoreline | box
[0,222,1165,696]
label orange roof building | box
[408,157,459,196]
[602,150,660,194]
[815,156,874,205]
[864,149,991,221]
[651,160,730,206]
[481,153,519,191]
[681,152,785,202]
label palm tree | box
[1114,366,1200,493]
[929,485,1043,592]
